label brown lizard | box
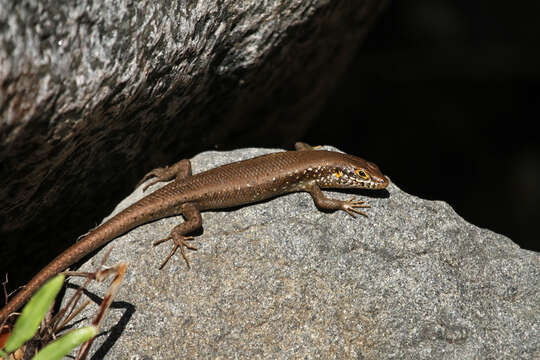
[0,143,388,323]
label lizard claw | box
[153,235,197,269]
[341,197,370,218]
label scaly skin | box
[0,143,388,323]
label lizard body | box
[0,143,388,323]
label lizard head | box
[317,153,389,190]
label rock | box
[0,0,388,287]
[64,146,539,359]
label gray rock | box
[0,0,388,287]
[64,146,539,359]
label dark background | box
[305,1,539,251]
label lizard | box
[0,142,389,323]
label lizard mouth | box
[333,174,389,190]
[368,175,389,189]
[355,178,387,189]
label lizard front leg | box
[137,159,192,191]
[153,202,202,268]
[306,183,370,218]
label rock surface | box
[0,0,388,288]
[64,146,539,359]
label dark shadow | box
[326,187,390,199]
[59,282,136,359]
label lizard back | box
[154,150,386,211]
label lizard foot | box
[340,197,370,218]
[137,166,177,192]
[295,142,323,151]
[153,234,197,269]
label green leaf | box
[32,326,97,360]
[3,274,65,353]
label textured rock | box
[63,146,539,359]
[0,0,388,286]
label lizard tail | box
[0,228,109,324]
[0,189,167,324]
[0,206,141,324]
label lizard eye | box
[355,169,369,179]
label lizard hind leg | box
[153,202,202,269]
[137,159,193,191]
